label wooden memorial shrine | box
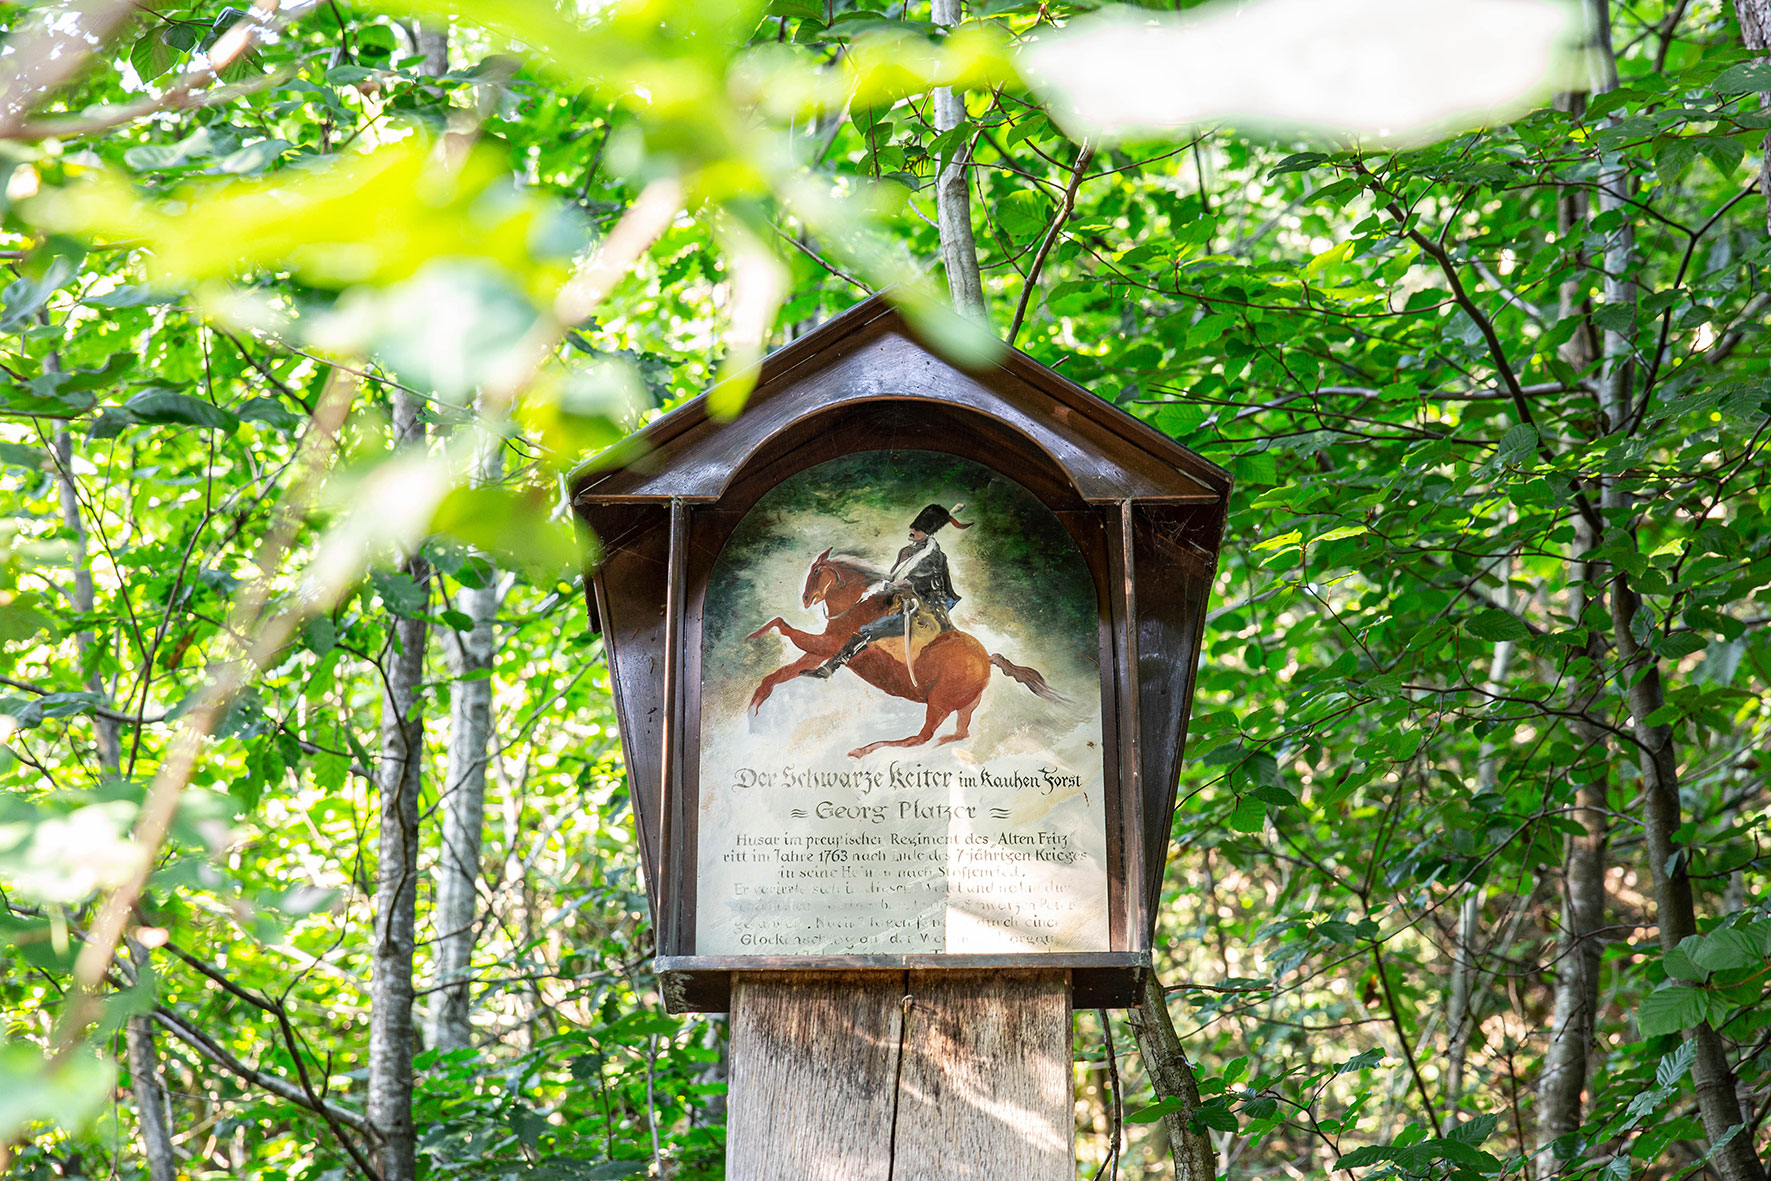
[571,293,1229,1177]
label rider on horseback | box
[799,503,971,680]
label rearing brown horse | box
[747,548,1065,759]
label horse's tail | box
[989,653,1069,704]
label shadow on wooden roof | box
[570,292,1231,510]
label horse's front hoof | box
[746,618,781,641]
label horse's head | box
[802,548,836,610]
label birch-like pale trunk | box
[125,1016,178,1181]
[52,421,174,1179]
[930,0,985,322]
[1734,0,1771,235]
[428,438,503,1053]
[52,427,120,769]
[368,388,430,1181]
[1534,520,1610,1175]
[413,19,448,81]
[1445,583,1514,1115]
[1534,54,1616,1149]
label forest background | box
[0,0,1768,1178]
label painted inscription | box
[696,450,1110,955]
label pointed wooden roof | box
[570,293,1230,510]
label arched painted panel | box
[694,449,1112,956]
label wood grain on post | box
[728,970,1073,1181]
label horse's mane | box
[817,553,889,583]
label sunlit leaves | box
[0,1043,115,1145]
[430,480,580,580]
[31,141,574,298]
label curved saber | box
[903,592,920,689]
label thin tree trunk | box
[1124,971,1216,1181]
[1444,891,1481,1114]
[1447,581,1516,1115]
[413,19,448,80]
[931,0,986,322]
[1589,7,1763,1177]
[428,439,502,1054]
[1535,523,1610,1175]
[126,1017,178,1181]
[1535,105,1613,1160]
[1734,0,1771,236]
[53,420,173,1179]
[52,426,121,769]
[368,389,429,1181]
[1614,576,1766,1181]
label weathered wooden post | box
[572,295,1230,1178]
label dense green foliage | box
[1,0,1768,1178]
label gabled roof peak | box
[572,292,1230,509]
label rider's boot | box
[800,634,867,679]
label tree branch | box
[1007,139,1094,347]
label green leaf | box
[1496,423,1538,464]
[1689,928,1761,974]
[214,138,292,175]
[123,127,223,171]
[84,285,173,308]
[1656,631,1707,659]
[1191,1099,1240,1133]
[1252,530,1300,554]
[0,374,97,419]
[1446,1113,1499,1145]
[1266,151,1330,177]
[59,353,137,392]
[1591,302,1634,334]
[1202,742,1246,767]
[1638,985,1716,1036]
[1339,1144,1393,1167]
[1429,1137,1502,1170]
[236,397,301,430]
[125,389,240,431]
[1664,942,1706,982]
[130,27,183,82]
[1336,1048,1384,1074]
[1713,60,1771,93]
[0,1044,116,1141]
[1127,1095,1188,1124]
[372,571,428,618]
[429,484,581,577]
[1229,795,1265,833]
[0,442,47,469]
[1230,451,1277,486]
[1654,1042,1695,1088]
[0,254,79,331]
[1465,608,1530,641]
[1240,1094,1279,1119]
[1304,240,1354,277]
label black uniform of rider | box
[800,503,970,679]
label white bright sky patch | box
[1021,0,1585,146]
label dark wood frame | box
[574,295,1231,1012]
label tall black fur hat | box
[910,503,972,534]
